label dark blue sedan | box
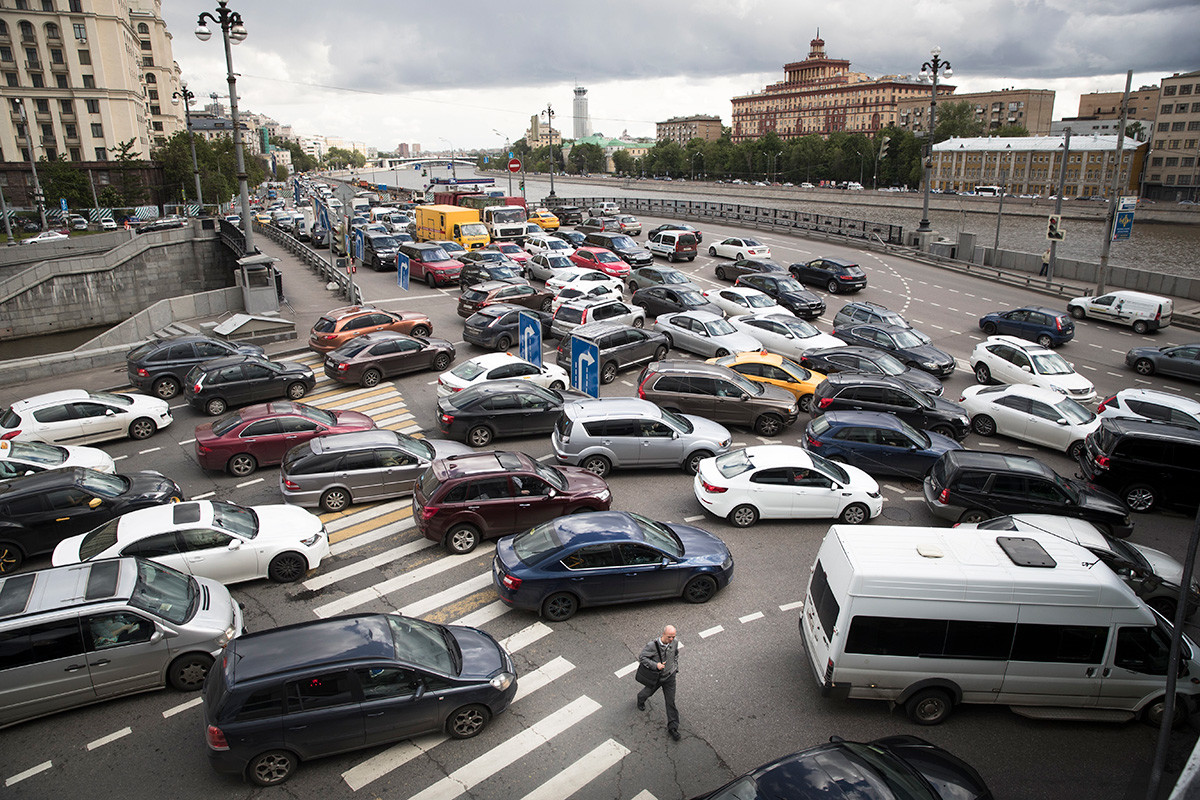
[461,303,552,351]
[802,411,963,480]
[978,306,1074,348]
[493,511,733,621]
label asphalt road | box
[4,204,1199,800]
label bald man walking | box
[636,624,681,741]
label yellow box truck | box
[414,205,490,250]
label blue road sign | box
[60,198,68,212]
[397,253,410,290]
[1112,211,1135,241]
[570,336,599,398]
[318,202,330,231]
[519,312,542,366]
[353,229,365,260]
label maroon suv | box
[412,451,611,554]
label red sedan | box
[569,246,631,279]
[195,401,376,476]
[484,241,530,267]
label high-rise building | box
[572,86,591,139]
[896,89,1055,136]
[1144,70,1200,201]
[730,35,946,143]
[656,115,722,146]
[1078,86,1161,122]
[525,114,561,148]
[0,0,184,166]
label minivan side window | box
[0,619,85,670]
[286,671,355,712]
[845,616,1016,660]
[85,612,155,650]
[1011,623,1108,664]
[1114,625,1172,675]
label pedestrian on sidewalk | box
[635,624,681,741]
[1040,247,1050,276]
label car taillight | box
[1097,395,1115,413]
[206,725,229,751]
[420,506,439,521]
[937,488,949,504]
[806,433,822,447]
[440,413,454,424]
[282,479,301,490]
[136,367,149,377]
[1096,455,1110,469]
[1056,316,1064,331]
[197,444,211,455]
[336,362,349,372]
[319,334,338,341]
[502,573,522,591]
[701,479,727,494]
[818,397,833,409]
[192,384,203,394]
[0,430,19,440]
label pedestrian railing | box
[255,221,362,305]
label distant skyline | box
[165,1,1200,153]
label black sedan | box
[789,256,868,293]
[833,323,956,378]
[631,286,721,318]
[693,735,991,800]
[1126,343,1200,381]
[799,346,944,396]
[462,304,553,351]
[436,380,586,447]
[647,222,703,243]
[552,230,587,248]
[714,257,787,283]
[734,273,826,320]
[458,253,525,289]
[0,467,183,573]
[627,265,699,293]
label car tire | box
[662,333,674,349]
[152,376,180,400]
[445,524,480,554]
[1134,358,1156,376]
[683,574,719,604]
[129,417,157,440]
[599,361,619,385]
[1067,440,1086,461]
[427,274,437,289]
[167,652,214,691]
[446,704,492,739]
[268,552,308,583]
[227,453,257,477]
[973,363,992,384]
[1037,333,1055,348]
[981,321,998,335]
[495,335,512,351]
[715,266,727,281]
[728,504,759,528]
[971,415,996,436]
[541,592,579,622]
[827,279,840,294]
[708,246,717,257]
[1123,483,1157,513]
[632,317,644,328]
[0,542,25,574]
[905,688,953,725]
[205,397,228,416]
[667,252,676,263]
[432,352,452,371]
[286,382,308,400]
[549,380,566,390]
[360,368,382,388]
[581,454,611,477]
[247,750,299,787]
[319,487,351,513]
[958,509,989,525]
[410,325,431,337]
[683,450,712,476]
[467,425,494,447]
[1069,306,1086,320]
[798,394,814,413]
[754,413,784,437]
[1133,320,1150,335]
[1141,695,1190,729]
[839,502,870,524]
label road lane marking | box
[740,611,764,624]
[398,573,492,618]
[518,739,630,800]
[6,761,52,787]
[163,696,203,718]
[87,727,132,750]
[305,539,435,590]
[780,601,803,611]
[313,552,485,618]
[500,622,552,653]
[698,625,724,638]
[235,477,264,488]
[453,600,508,627]
[513,656,575,702]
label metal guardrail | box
[256,221,362,306]
[217,218,247,257]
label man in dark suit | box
[636,624,681,740]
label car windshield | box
[715,449,755,478]
[704,318,738,336]
[512,520,564,565]
[547,240,571,252]
[546,256,572,268]
[399,435,435,460]
[1054,397,1095,425]
[79,470,128,498]
[629,512,684,557]
[7,441,66,465]
[534,462,569,491]
[450,361,487,380]
[678,290,707,305]
[388,616,459,675]
[595,252,621,263]
[129,560,197,625]
[492,265,522,279]
[660,271,688,284]
[775,277,806,292]
[210,413,244,437]
[742,239,763,247]
[1031,352,1074,375]
[892,329,930,347]
[662,408,694,434]
[492,208,526,224]
[424,247,450,261]
[896,418,931,447]
[295,405,335,426]
[781,319,819,337]
[462,289,489,303]
[332,339,373,358]
[212,501,258,539]
[496,243,520,253]
[372,236,398,249]
[837,741,944,800]
[461,223,489,236]
[90,391,133,407]
[808,450,850,484]
[610,236,636,248]
[313,317,336,333]
[79,518,121,560]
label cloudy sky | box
[165,1,1200,155]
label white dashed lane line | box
[740,612,764,624]
[87,727,132,751]
[698,625,724,639]
[163,697,203,718]
[235,477,264,488]
[6,761,52,787]
[779,601,804,611]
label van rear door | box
[799,556,842,688]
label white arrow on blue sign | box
[397,253,410,290]
[571,336,599,398]
[353,229,365,260]
[519,312,542,366]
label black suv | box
[554,321,669,384]
[734,273,825,319]
[1078,418,1200,513]
[552,205,584,225]
[458,253,525,289]
[0,467,183,572]
[183,355,316,416]
[811,373,969,439]
[924,450,1133,536]
[362,232,399,271]
[582,232,653,267]
[126,334,264,400]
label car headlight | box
[721,554,734,570]
[1052,386,1067,394]
[867,491,881,499]
[218,624,237,646]
[490,671,515,691]
[922,360,938,369]
[597,489,611,501]
[300,532,322,546]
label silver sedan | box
[651,310,763,358]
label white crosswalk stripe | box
[312,552,486,618]
[453,600,509,627]
[517,739,630,800]
[305,538,435,590]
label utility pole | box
[0,182,15,244]
[543,103,557,197]
[1095,70,1134,295]
[1047,127,1071,283]
[993,168,1008,254]
[15,100,48,231]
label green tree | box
[273,162,289,180]
[568,142,605,174]
[108,138,147,205]
[38,155,92,209]
[270,137,318,173]
[611,149,634,175]
[645,140,686,178]
[933,101,984,143]
[992,124,1029,137]
[1125,121,1147,141]
[792,134,826,183]
[323,147,364,169]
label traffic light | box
[1046,214,1065,241]
[878,136,891,160]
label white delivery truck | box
[1067,290,1173,334]
[799,525,1200,726]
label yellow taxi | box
[706,350,826,412]
[254,210,273,225]
[528,208,560,231]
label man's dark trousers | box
[637,674,678,733]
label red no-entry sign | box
[508,158,522,173]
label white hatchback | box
[0,438,116,477]
[1,389,172,445]
[545,267,624,296]
[703,287,793,318]
[436,352,570,397]
[1097,388,1200,429]
[969,335,1096,402]
[525,234,575,258]
[693,445,882,527]
[730,313,844,359]
[52,500,329,584]
[959,383,1101,460]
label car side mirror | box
[1021,365,1032,373]
[105,409,116,417]
[228,539,242,550]
[88,497,103,509]
[660,556,671,568]
[149,630,165,644]
[1056,419,1068,426]
[739,394,749,401]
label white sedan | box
[703,287,793,318]
[693,445,882,527]
[959,383,1101,460]
[730,313,846,359]
[545,267,624,296]
[20,230,69,245]
[969,335,1096,402]
[0,389,172,445]
[525,234,575,258]
[437,352,570,397]
[0,438,116,477]
[707,237,771,260]
[52,500,329,584]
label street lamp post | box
[542,103,556,197]
[774,150,784,184]
[439,138,457,183]
[917,46,952,234]
[171,83,204,212]
[14,100,48,231]
[493,129,512,196]
[195,1,253,253]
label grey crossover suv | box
[636,360,800,437]
[552,397,733,477]
[554,321,669,384]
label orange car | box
[308,306,433,353]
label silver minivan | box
[551,397,733,477]
[0,558,242,729]
[279,429,472,512]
